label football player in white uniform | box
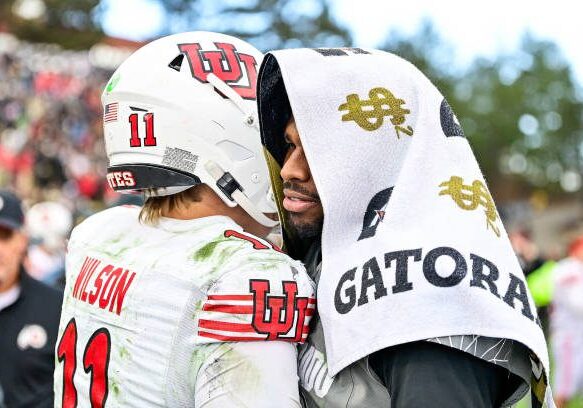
[54,32,315,408]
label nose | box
[281,147,311,183]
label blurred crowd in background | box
[0,34,112,211]
[0,34,140,288]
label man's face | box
[280,117,323,239]
[0,226,27,292]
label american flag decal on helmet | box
[104,103,119,123]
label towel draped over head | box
[258,47,552,406]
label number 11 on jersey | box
[57,318,112,408]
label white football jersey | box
[54,205,315,407]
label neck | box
[163,200,225,220]
[0,284,20,311]
[0,269,21,293]
[162,187,271,238]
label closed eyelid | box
[284,134,295,147]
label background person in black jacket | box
[0,189,62,407]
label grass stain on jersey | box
[119,346,130,360]
[194,344,261,399]
[190,344,263,400]
[192,236,246,275]
[193,240,225,262]
[190,343,230,382]
[212,347,262,397]
[193,299,204,313]
[247,257,285,271]
[111,380,121,397]
[98,237,142,261]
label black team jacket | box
[0,270,62,407]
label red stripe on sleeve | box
[202,304,254,314]
[198,330,307,343]
[207,294,254,301]
[198,319,311,335]
[199,319,256,333]
[198,330,266,342]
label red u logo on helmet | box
[178,42,258,100]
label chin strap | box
[205,161,279,228]
[206,73,258,129]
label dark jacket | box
[0,270,63,408]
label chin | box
[288,214,323,239]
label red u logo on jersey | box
[250,279,310,341]
[178,42,258,100]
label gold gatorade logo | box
[338,87,414,138]
[439,176,501,237]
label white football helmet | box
[102,31,277,227]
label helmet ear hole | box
[168,53,185,71]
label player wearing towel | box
[257,48,553,407]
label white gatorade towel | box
[258,47,553,407]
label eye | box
[284,135,295,151]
